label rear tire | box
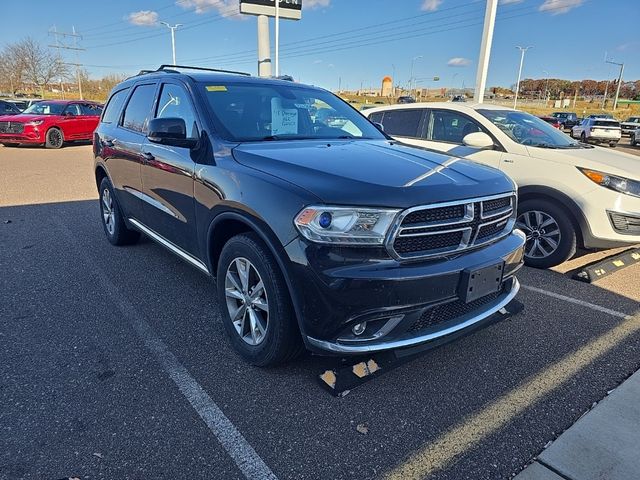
[516,199,577,269]
[99,177,140,246]
[580,132,587,143]
[609,142,617,148]
[217,233,302,366]
[45,127,64,149]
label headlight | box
[25,120,44,126]
[294,206,400,245]
[579,168,640,198]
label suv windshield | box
[200,82,384,142]
[22,102,65,115]
[478,109,580,148]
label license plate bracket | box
[459,262,504,303]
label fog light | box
[352,322,367,336]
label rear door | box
[80,103,103,137]
[106,82,158,221]
[139,80,200,256]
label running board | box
[128,218,210,275]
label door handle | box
[503,158,514,163]
[142,152,155,163]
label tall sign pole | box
[240,0,301,77]
[275,0,280,77]
[473,0,498,103]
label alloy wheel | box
[48,129,62,148]
[225,257,269,346]
[101,188,115,235]
[516,210,562,259]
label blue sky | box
[3,0,639,91]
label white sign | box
[240,0,302,20]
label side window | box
[64,104,82,116]
[379,109,423,137]
[81,103,102,116]
[155,83,199,139]
[427,110,482,144]
[102,88,130,124]
[121,84,157,134]
[368,112,384,124]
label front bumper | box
[285,230,525,354]
[0,126,44,144]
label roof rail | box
[157,64,251,76]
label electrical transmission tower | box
[49,26,85,100]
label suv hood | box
[232,140,514,208]
[528,145,640,181]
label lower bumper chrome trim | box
[307,277,520,354]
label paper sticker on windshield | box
[206,85,227,92]
[271,98,298,135]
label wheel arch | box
[517,185,587,247]
[206,210,306,337]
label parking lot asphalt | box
[1,143,639,480]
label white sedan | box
[364,102,640,268]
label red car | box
[538,115,562,129]
[0,100,103,149]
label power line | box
[49,26,86,99]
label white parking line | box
[521,285,631,319]
[58,223,278,480]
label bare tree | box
[0,43,27,94]
[15,37,68,97]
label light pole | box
[473,0,498,103]
[514,45,533,110]
[605,58,624,111]
[409,55,423,97]
[542,69,549,106]
[160,22,182,65]
[275,0,280,76]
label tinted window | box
[593,120,620,127]
[379,109,422,137]
[64,104,82,116]
[368,112,383,123]
[121,84,156,133]
[102,88,129,124]
[81,103,103,116]
[427,110,482,143]
[156,83,199,139]
[0,102,18,113]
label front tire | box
[45,128,64,149]
[609,142,617,148]
[580,132,587,143]
[217,233,302,366]
[516,199,577,269]
[99,177,140,246]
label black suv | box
[94,66,525,366]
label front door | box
[140,81,200,257]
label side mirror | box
[373,122,384,132]
[148,117,197,149]
[462,131,494,150]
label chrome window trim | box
[385,192,516,261]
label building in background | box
[381,76,393,97]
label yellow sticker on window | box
[206,85,227,92]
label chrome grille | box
[388,193,516,260]
[0,121,24,134]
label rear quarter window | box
[101,88,130,124]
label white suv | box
[571,117,621,147]
[364,103,640,268]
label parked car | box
[6,98,43,111]
[451,95,467,103]
[94,66,525,366]
[397,96,416,104]
[364,103,640,268]
[538,115,562,129]
[0,100,103,148]
[621,116,640,136]
[587,113,615,119]
[0,99,22,116]
[550,111,580,130]
[571,118,621,147]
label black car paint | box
[94,71,524,353]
